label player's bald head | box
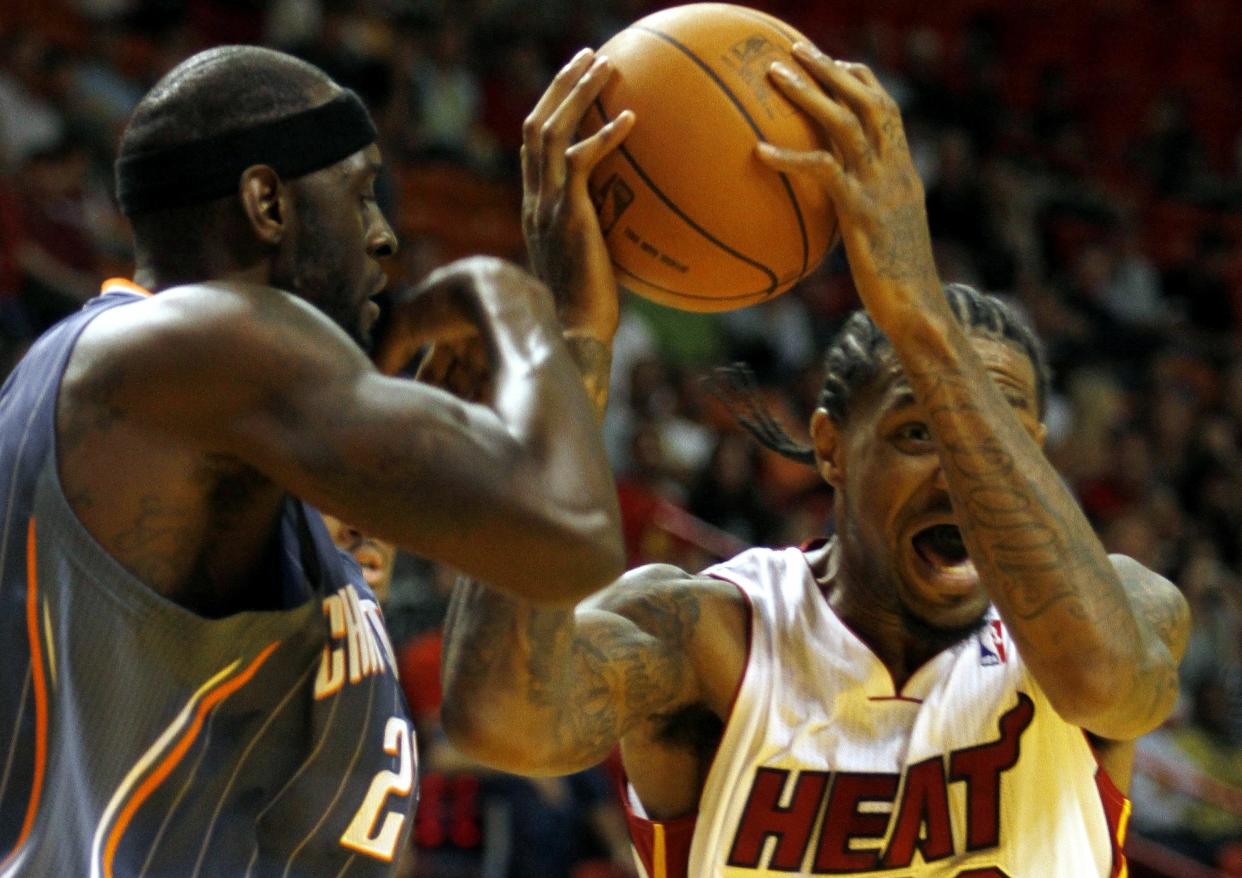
[118,46,338,160]
[116,46,369,281]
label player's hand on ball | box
[758,43,944,336]
[522,47,635,342]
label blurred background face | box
[320,513,397,602]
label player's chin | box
[899,550,989,627]
[348,314,375,353]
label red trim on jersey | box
[1095,765,1131,877]
[1083,733,1132,877]
[101,277,153,297]
[614,571,755,878]
[616,783,697,878]
[0,520,50,872]
[703,569,754,734]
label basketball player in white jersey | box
[431,44,1191,877]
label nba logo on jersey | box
[978,619,1008,666]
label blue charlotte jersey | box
[0,287,416,877]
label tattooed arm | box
[436,56,717,776]
[761,44,1189,740]
[900,356,1187,740]
[440,564,739,775]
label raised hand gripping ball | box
[580,3,837,313]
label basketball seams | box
[632,23,811,281]
[613,261,770,306]
[589,97,780,301]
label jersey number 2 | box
[341,716,416,861]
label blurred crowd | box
[3,0,1242,874]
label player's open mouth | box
[911,524,977,587]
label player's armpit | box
[440,564,739,776]
[1072,555,1190,742]
[66,268,622,603]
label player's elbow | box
[1044,668,1125,728]
[558,520,627,601]
[440,696,580,776]
[439,697,499,767]
[510,510,626,606]
[1046,652,1180,739]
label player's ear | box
[810,408,844,488]
[1035,421,1048,450]
[239,165,286,245]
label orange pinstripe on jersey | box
[0,519,50,871]
[100,278,153,297]
[102,640,282,878]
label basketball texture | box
[580,3,837,313]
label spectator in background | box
[687,432,777,547]
[1163,227,1238,336]
[0,31,66,166]
[1131,674,1242,868]
[1131,90,1212,198]
[12,137,109,329]
[479,37,550,177]
[321,513,398,603]
[1099,216,1169,333]
[403,18,491,167]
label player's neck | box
[133,260,271,294]
[819,541,963,690]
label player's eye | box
[893,421,932,450]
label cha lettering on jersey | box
[726,693,1034,872]
[314,584,398,699]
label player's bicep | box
[76,285,377,454]
[578,565,732,724]
[90,287,542,554]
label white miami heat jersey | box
[621,544,1130,878]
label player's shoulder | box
[83,282,334,344]
[73,281,365,388]
[586,562,746,630]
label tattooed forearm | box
[872,202,939,287]
[442,573,700,770]
[563,333,612,420]
[903,354,1187,737]
[916,366,1122,618]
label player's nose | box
[368,209,398,259]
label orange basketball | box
[580,3,837,313]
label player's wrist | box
[559,295,620,344]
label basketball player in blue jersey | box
[0,45,625,876]
[434,45,1192,876]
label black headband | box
[116,89,377,216]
